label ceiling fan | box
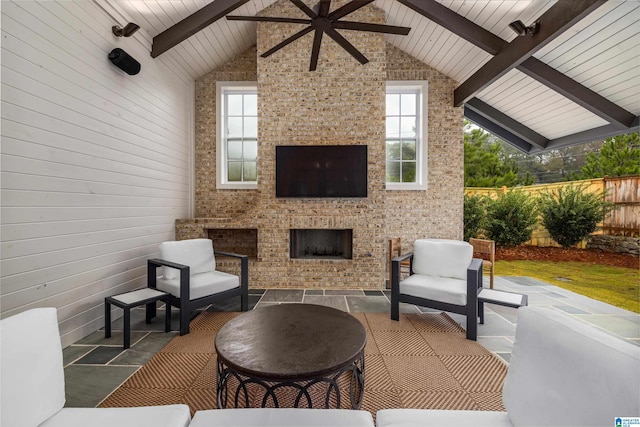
[227,0,411,71]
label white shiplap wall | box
[0,0,194,347]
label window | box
[386,81,428,190]
[216,82,258,189]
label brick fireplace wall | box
[179,0,463,289]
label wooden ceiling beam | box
[397,0,636,133]
[464,107,534,153]
[151,0,250,58]
[545,116,640,150]
[453,0,606,107]
[396,0,506,55]
[518,57,637,129]
[465,98,549,150]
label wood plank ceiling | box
[112,0,640,153]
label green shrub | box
[539,185,614,248]
[463,193,488,241]
[486,190,539,247]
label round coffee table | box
[215,303,366,409]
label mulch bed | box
[496,245,638,270]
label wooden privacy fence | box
[466,176,640,248]
[602,176,640,237]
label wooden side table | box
[105,288,171,348]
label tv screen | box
[276,145,368,198]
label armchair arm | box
[466,258,483,297]
[391,252,414,320]
[148,258,190,271]
[147,258,191,302]
[214,251,249,311]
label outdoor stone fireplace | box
[179,1,464,289]
[290,229,353,260]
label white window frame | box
[216,81,258,190]
[385,81,428,190]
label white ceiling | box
[108,0,640,152]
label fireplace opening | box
[207,228,258,259]
[290,229,353,260]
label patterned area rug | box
[99,310,507,417]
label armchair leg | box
[390,261,400,321]
[240,292,248,312]
[179,305,190,336]
[147,261,158,320]
[391,297,399,321]
[240,256,249,312]
[466,304,478,341]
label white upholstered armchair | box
[147,238,248,335]
[390,239,483,340]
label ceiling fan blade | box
[324,27,368,65]
[333,21,411,35]
[309,30,324,71]
[227,15,311,25]
[328,0,374,20]
[317,0,331,18]
[261,26,314,58]
[226,15,311,24]
[290,0,317,19]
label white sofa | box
[0,308,192,427]
[377,306,640,427]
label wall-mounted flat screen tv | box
[276,145,368,198]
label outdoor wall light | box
[112,22,140,37]
[509,20,540,37]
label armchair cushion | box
[190,408,374,426]
[412,239,472,280]
[1,308,65,427]
[400,275,468,306]
[157,270,239,300]
[376,409,512,427]
[159,238,216,279]
[39,406,191,427]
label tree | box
[503,138,604,184]
[573,132,640,179]
[464,122,534,187]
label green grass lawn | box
[495,260,640,313]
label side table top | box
[215,303,366,380]
[107,288,168,305]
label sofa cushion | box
[159,238,216,280]
[157,270,239,300]
[412,239,472,280]
[400,274,467,306]
[376,409,512,427]
[503,306,640,427]
[1,308,65,427]
[190,408,374,427]
[39,405,191,427]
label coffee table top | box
[215,303,366,380]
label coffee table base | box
[216,352,365,409]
